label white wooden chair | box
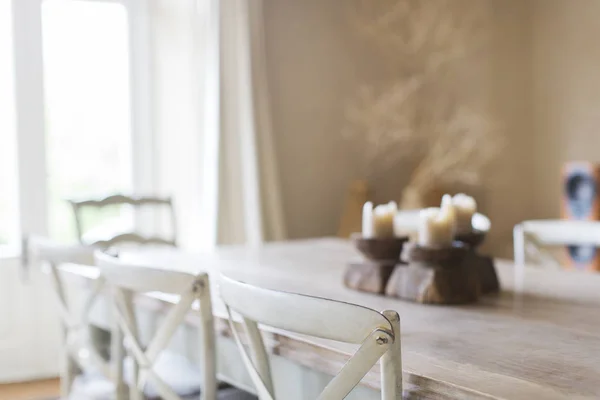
[513,220,600,293]
[219,274,403,400]
[28,237,117,399]
[95,251,256,400]
[69,193,178,247]
[513,219,600,268]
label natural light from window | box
[42,0,134,242]
[0,0,18,247]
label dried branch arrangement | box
[342,0,503,207]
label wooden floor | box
[0,378,60,400]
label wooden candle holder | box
[344,236,408,294]
[385,243,480,304]
[455,230,500,294]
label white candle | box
[373,201,397,238]
[418,195,456,247]
[362,201,374,238]
[452,193,477,234]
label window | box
[2,0,152,251]
[42,0,134,241]
[0,0,18,247]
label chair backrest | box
[28,237,110,377]
[219,274,402,400]
[68,193,177,247]
[30,236,96,266]
[28,237,97,321]
[94,251,216,400]
[514,219,600,268]
[394,210,490,235]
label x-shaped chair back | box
[95,251,216,400]
[29,237,110,394]
[219,274,403,400]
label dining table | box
[61,238,600,400]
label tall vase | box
[338,180,372,238]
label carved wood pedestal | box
[344,261,397,295]
[344,236,408,294]
[344,232,500,304]
[385,243,480,305]
[456,231,500,294]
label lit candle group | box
[452,193,477,235]
[362,194,477,246]
[362,201,398,238]
[418,194,457,247]
[418,193,477,247]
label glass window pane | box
[42,0,134,242]
[0,0,19,247]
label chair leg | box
[128,354,143,400]
[111,308,128,400]
[60,350,77,399]
[121,289,143,400]
[199,278,217,400]
[381,310,402,400]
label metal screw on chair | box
[192,280,205,293]
[376,336,389,345]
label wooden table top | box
[111,238,600,399]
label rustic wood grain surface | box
[69,238,600,400]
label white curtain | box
[203,0,286,246]
[153,0,285,248]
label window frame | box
[4,0,154,258]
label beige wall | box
[532,0,600,219]
[486,0,534,255]
[264,0,535,256]
[263,0,362,240]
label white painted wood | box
[242,317,273,396]
[225,311,272,400]
[93,232,176,248]
[513,219,600,267]
[219,274,402,399]
[317,330,391,400]
[516,219,600,247]
[219,275,393,345]
[69,194,178,247]
[199,278,217,400]
[97,253,194,295]
[94,251,217,400]
[380,311,402,400]
[111,303,128,400]
[0,0,59,382]
[512,219,600,292]
[30,236,95,266]
[28,237,119,398]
